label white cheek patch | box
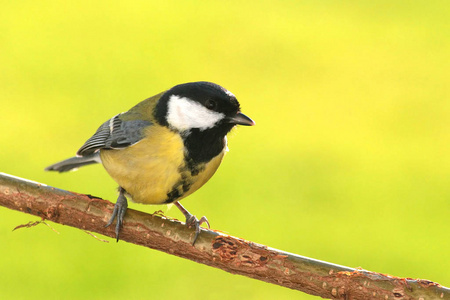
[167,95,225,131]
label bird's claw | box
[186,215,210,245]
[173,201,209,245]
[105,191,128,242]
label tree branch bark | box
[0,172,448,300]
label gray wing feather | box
[77,113,152,156]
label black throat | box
[183,124,234,165]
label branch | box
[0,172,448,300]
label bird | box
[45,81,254,243]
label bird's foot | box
[185,214,210,245]
[174,201,210,245]
[105,189,128,242]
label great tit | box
[45,81,254,243]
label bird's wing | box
[77,113,152,156]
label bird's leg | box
[174,201,210,245]
[105,187,128,242]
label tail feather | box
[45,153,101,173]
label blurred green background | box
[1,1,449,299]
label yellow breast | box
[100,125,225,204]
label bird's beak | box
[227,112,255,126]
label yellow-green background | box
[1,1,449,299]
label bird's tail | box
[45,153,101,173]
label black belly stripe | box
[165,188,182,203]
[163,161,206,203]
[164,174,190,204]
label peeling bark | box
[0,172,449,300]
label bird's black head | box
[155,81,254,133]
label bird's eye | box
[205,99,217,110]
